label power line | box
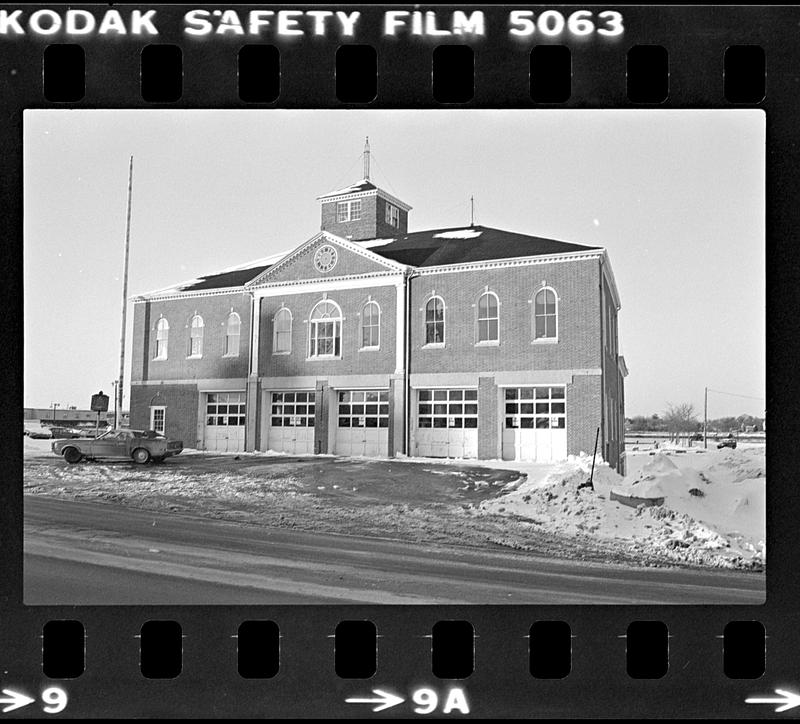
[706,388,765,402]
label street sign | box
[90,391,109,412]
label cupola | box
[317,138,412,241]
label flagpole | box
[116,155,133,430]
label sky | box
[23,109,765,418]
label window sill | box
[359,346,380,352]
[222,353,240,358]
[152,358,168,362]
[475,340,500,347]
[422,343,445,349]
[531,338,559,345]
[306,355,342,362]
[186,354,203,360]
[271,351,291,356]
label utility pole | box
[116,156,133,431]
[703,386,708,449]
[470,195,474,227]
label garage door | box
[501,386,566,462]
[204,392,246,452]
[267,391,315,454]
[415,389,478,459]
[334,390,389,457]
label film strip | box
[0,3,788,719]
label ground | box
[23,437,765,571]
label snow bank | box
[477,448,765,569]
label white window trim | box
[308,299,343,360]
[359,300,381,351]
[422,295,446,349]
[476,290,500,346]
[223,312,241,358]
[149,405,166,434]
[154,318,169,361]
[385,202,400,228]
[532,286,559,343]
[337,199,362,222]
[272,307,293,356]
[188,315,204,359]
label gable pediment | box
[247,232,406,287]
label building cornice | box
[132,286,252,304]
[410,249,603,276]
[317,188,412,212]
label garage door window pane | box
[464,418,477,428]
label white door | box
[204,392,246,452]
[415,389,478,459]
[334,390,389,457]
[501,386,566,462]
[266,391,315,454]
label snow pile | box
[477,448,765,569]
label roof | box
[317,179,377,199]
[174,264,273,292]
[135,226,603,300]
[366,225,601,267]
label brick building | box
[130,149,627,470]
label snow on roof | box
[317,178,377,199]
[215,251,289,274]
[432,229,484,240]
[357,238,396,249]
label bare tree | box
[663,402,698,443]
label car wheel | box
[132,447,151,464]
[63,447,82,464]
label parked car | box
[50,426,84,439]
[52,429,183,464]
[25,425,53,439]
[717,436,737,450]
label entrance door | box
[501,386,566,462]
[334,390,389,457]
[204,392,246,452]
[415,389,478,458]
[266,391,315,454]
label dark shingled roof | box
[176,264,271,292]
[369,225,600,267]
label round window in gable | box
[314,244,338,273]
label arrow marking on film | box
[345,688,405,712]
[0,689,35,714]
[745,689,800,713]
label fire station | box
[130,143,627,469]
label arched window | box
[534,288,558,340]
[309,299,342,358]
[189,314,204,357]
[477,291,499,343]
[425,296,445,346]
[273,307,292,354]
[155,318,169,360]
[361,301,380,349]
[224,312,241,357]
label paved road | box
[24,496,765,605]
